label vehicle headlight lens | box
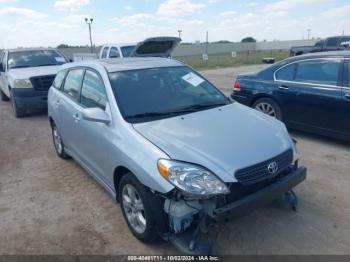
[14,79,33,88]
[157,159,230,195]
[291,137,298,162]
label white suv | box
[0,48,68,117]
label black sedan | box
[231,51,350,141]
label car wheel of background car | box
[253,98,282,120]
[10,93,25,118]
[51,123,70,159]
[119,173,166,243]
[0,89,9,101]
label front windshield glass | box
[109,66,230,123]
[8,50,67,69]
[121,46,136,57]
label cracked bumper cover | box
[213,166,307,220]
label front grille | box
[30,75,56,91]
[234,149,293,185]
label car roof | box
[62,57,185,72]
[7,47,58,53]
[102,43,136,48]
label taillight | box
[233,81,241,91]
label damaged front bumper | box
[165,166,307,254]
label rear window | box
[121,46,136,57]
[294,59,341,86]
[53,69,67,89]
[275,64,296,81]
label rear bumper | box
[231,93,252,106]
[213,166,307,220]
[12,88,48,109]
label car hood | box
[133,103,294,182]
[8,65,62,79]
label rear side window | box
[63,69,84,101]
[275,64,295,81]
[80,70,107,110]
[294,59,341,86]
[326,37,339,47]
[53,69,67,89]
[109,47,120,58]
[101,47,109,59]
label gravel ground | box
[0,65,349,255]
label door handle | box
[278,85,289,90]
[345,93,350,99]
[73,113,80,123]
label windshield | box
[109,66,230,123]
[8,50,67,69]
[121,46,136,57]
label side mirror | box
[82,107,111,124]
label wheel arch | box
[250,93,281,108]
[113,165,132,201]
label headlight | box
[291,137,298,162]
[157,159,230,196]
[13,79,33,89]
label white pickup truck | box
[0,48,68,117]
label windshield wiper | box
[125,111,176,119]
[36,64,59,67]
[172,102,229,113]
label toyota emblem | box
[267,161,279,175]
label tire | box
[252,97,282,120]
[11,94,25,118]
[0,89,9,101]
[119,173,168,243]
[51,122,70,159]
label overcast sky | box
[0,0,349,48]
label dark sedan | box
[231,51,350,141]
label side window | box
[109,47,120,58]
[63,69,84,101]
[275,64,295,81]
[53,69,67,89]
[101,47,109,59]
[80,70,107,110]
[294,59,341,86]
[326,37,339,47]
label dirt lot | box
[0,65,349,255]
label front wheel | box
[51,123,70,159]
[11,95,25,118]
[119,173,167,243]
[252,98,282,120]
[1,89,9,101]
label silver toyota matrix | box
[48,39,307,254]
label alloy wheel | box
[122,184,147,234]
[53,126,63,154]
[254,102,277,117]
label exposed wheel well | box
[113,166,132,200]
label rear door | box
[74,69,112,184]
[274,58,343,133]
[341,59,350,138]
[130,37,181,58]
[57,68,85,156]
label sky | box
[0,0,349,48]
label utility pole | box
[85,18,94,53]
[307,29,311,40]
[178,29,182,38]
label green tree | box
[241,37,257,43]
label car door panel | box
[274,58,343,134]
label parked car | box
[232,51,350,141]
[99,43,136,59]
[48,40,306,254]
[0,48,68,117]
[290,35,350,56]
[99,36,181,59]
